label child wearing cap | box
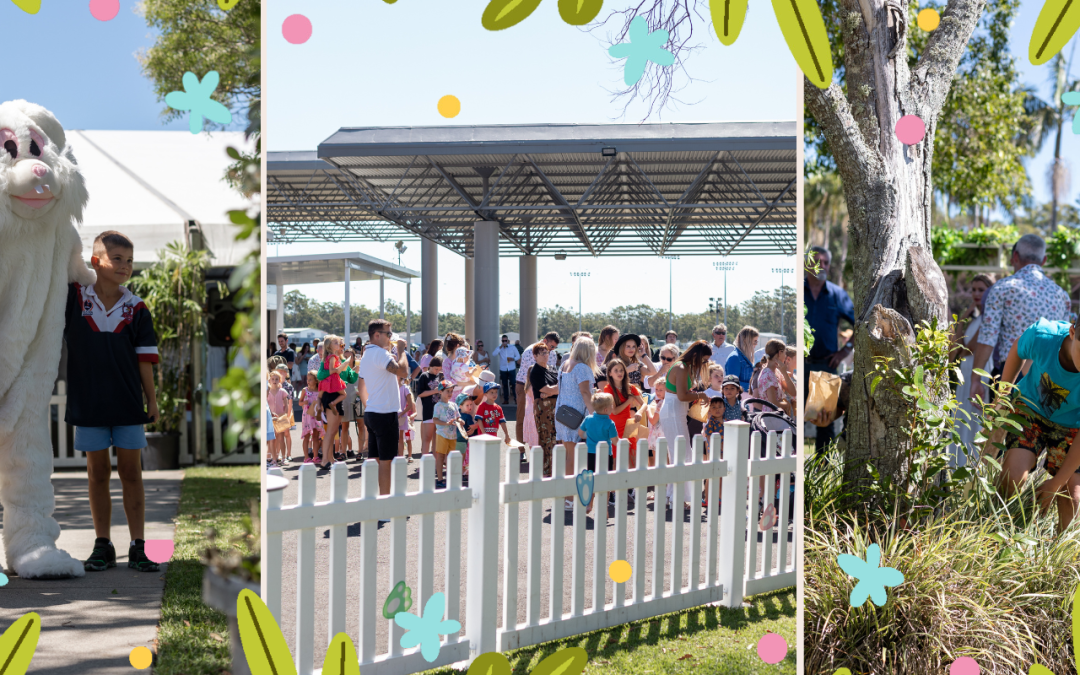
[432,382,464,486]
[476,382,511,444]
[455,393,480,464]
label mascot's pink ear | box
[7,99,66,150]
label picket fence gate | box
[49,381,260,467]
[264,420,798,675]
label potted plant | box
[129,241,215,469]
[202,499,261,675]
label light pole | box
[713,260,737,326]
[660,255,680,330]
[570,271,590,332]
[772,266,795,339]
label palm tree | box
[1024,48,1080,230]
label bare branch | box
[590,0,712,120]
[911,0,987,115]
[804,77,882,194]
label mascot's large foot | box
[10,544,86,580]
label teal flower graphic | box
[608,16,675,86]
[836,543,904,607]
[393,592,461,663]
[164,71,233,134]
[0,571,7,587]
[1064,92,1080,134]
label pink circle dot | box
[757,633,788,664]
[950,657,980,675]
[89,0,119,21]
[895,114,926,145]
[282,14,312,45]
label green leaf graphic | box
[482,0,545,30]
[772,0,833,88]
[711,0,749,45]
[1029,0,1080,64]
[558,0,603,25]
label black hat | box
[610,333,642,359]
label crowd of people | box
[265,318,798,514]
[805,233,1080,532]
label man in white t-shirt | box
[357,318,411,497]
[709,324,736,366]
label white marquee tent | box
[69,129,257,266]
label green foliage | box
[802,248,821,357]
[805,0,1033,216]
[210,209,261,451]
[1046,225,1080,287]
[930,224,1019,266]
[283,293,797,345]
[137,0,260,129]
[129,242,216,434]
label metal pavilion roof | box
[267,122,797,257]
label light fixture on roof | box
[602,147,617,157]
[554,252,567,261]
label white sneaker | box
[564,498,575,511]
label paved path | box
[271,420,793,666]
[0,469,182,675]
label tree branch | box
[804,78,882,196]
[911,0,988,115]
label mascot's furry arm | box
[0,100,91,579]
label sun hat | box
[611,333,642,358]
[478,370,496,383]
[455,347,470,359]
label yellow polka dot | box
[437,95,461,118]
[917,8,940,31]
[609,559,632,584]
[129,646,153,670]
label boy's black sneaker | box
[128,540,160,573]
[84,538,116,571]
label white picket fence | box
[264,420,797,675]
[49,381,260,467]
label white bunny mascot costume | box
[0,100,93,579]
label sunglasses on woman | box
[661,356,674,362]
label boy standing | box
[431,382,462,487]
[577,393,619,513]
[992,316,1080,534]
[66,231,160,572]
[476,382,512,444]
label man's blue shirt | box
[804,277,855,360]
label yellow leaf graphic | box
[711,0,750,45]
[1028,0,1080,64]
[1029,665,1054,675]
[468,652,512,675]
[482,0,545,30]
[558,0,603,25]
[236,588,297,675]
[1073,582,1080,671]
[0,612,41,675]
[531,647,589,675]
[771,0,833,88]
[321,633,361,675]
[9,0,41,15]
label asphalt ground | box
[269,417,794,667]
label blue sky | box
[3,3,192,131]
[266,0,799,316]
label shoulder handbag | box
[554,369,586,430]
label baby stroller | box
[740,398,797,524]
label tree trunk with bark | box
[805,0,986,486]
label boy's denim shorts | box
[75,425,147,452]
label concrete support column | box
[421,238,438,344]
[343,260,351,343]
[519,255,538,345]
[406,281,412,345]
[379,276,385,319]
[473,221,499,355]
[275,283,285,339]
[464,256,475,341]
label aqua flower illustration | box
[836,543,904,607]
[1064,92,1080,134]
[164,71,233,134]
[0,571,7,587]
[608,16,675,86]
[393,592,461,663]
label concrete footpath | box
[0,469,182,675]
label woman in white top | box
[950,273,996,467]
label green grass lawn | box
[155,465,260,675]
[423,589,796,675]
